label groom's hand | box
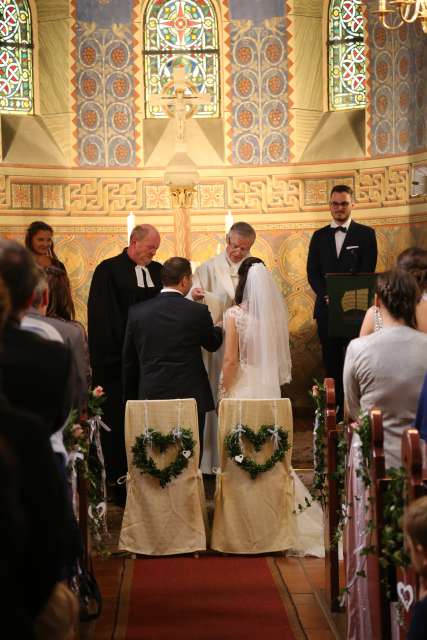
[191,287,205,301]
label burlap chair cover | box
[211,398,296,554]
[119,399,207,555]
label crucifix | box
[148,65,211,151]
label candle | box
[127,212,136,243]
[216,241,221,255]
[225,209,234,234]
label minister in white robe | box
[190,222,256,472]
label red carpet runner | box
[122,557,299,640]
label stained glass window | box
[0,0,33,114]
[144,0,219,118]
[328,0,366,111]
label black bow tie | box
[333,226,347,234]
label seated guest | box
[22,267,88,464]
[360,247,427,335]
[0,275,78,638]
[344,269,427,468]
[25,220,67,271]
[0,240,75,434]
[45,265,91,396]
[404,496,427,640]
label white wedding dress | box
[219,301,324,557]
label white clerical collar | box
[135,264,155,288]
[161,287,183,295]
[330,217,352,230]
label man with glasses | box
[190,221,256,471]
[307,185,377,419]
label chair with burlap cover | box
[119,399,207,555]
[211,398,296,554]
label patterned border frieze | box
[0,160,426,216]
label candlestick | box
[127,212,136,243]
[225,210,234,234]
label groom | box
[122,257,223,453]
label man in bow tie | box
[87,224,162,499]
[306,185,377,418]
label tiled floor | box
[275,557,345,639]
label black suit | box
[87,250,162,485]
[123,291,223,450]
[0,319,75,434]
[307,220,377,416]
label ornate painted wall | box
[367,1,427,156]
[1,0,427,410]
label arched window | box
[0,0,33,114]
[144,0,219,118]
[328,0,366,111]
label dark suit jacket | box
[307,220,377,320]
[0,319,75,433]
[0,396,79,625]
[122,291,223,413]
[88,250,162,371]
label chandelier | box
[373,1,427,32]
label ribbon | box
[143,428,153,448]
[268,426,280,450]
[231,423,246,450]
[68,448,84,518]
[172,426,183,441]
[86,414,109,540]
[88,414,111,433]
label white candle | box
[216,241,221,255]
[225,209,234,234]
[127,212,136,243]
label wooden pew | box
[396,428,427,637]
[323,377,342,612]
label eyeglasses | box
[330,201,351,208]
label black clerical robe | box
[87,249,162,486]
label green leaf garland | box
[132,427,195,488]
[225,424,289,479]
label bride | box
[219,257,324,557]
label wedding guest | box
[307,184,377,420]
[88,224,162,501]
[189,221,256,471]
[360,247,427,335]
[0,239,74,434]
[25,220,66,271]
[404,496,427,640]
[46,266,91,396]
[344,269,427,468]
[0,274,78,638]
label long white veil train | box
[240,262,292,394]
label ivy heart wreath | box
[132,427,195,488]
[225,424,290,479]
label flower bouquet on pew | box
[63,386,110,557]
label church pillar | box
[170,185,195,258]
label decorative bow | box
[268,426,280,450]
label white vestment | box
[192,251,244,472]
